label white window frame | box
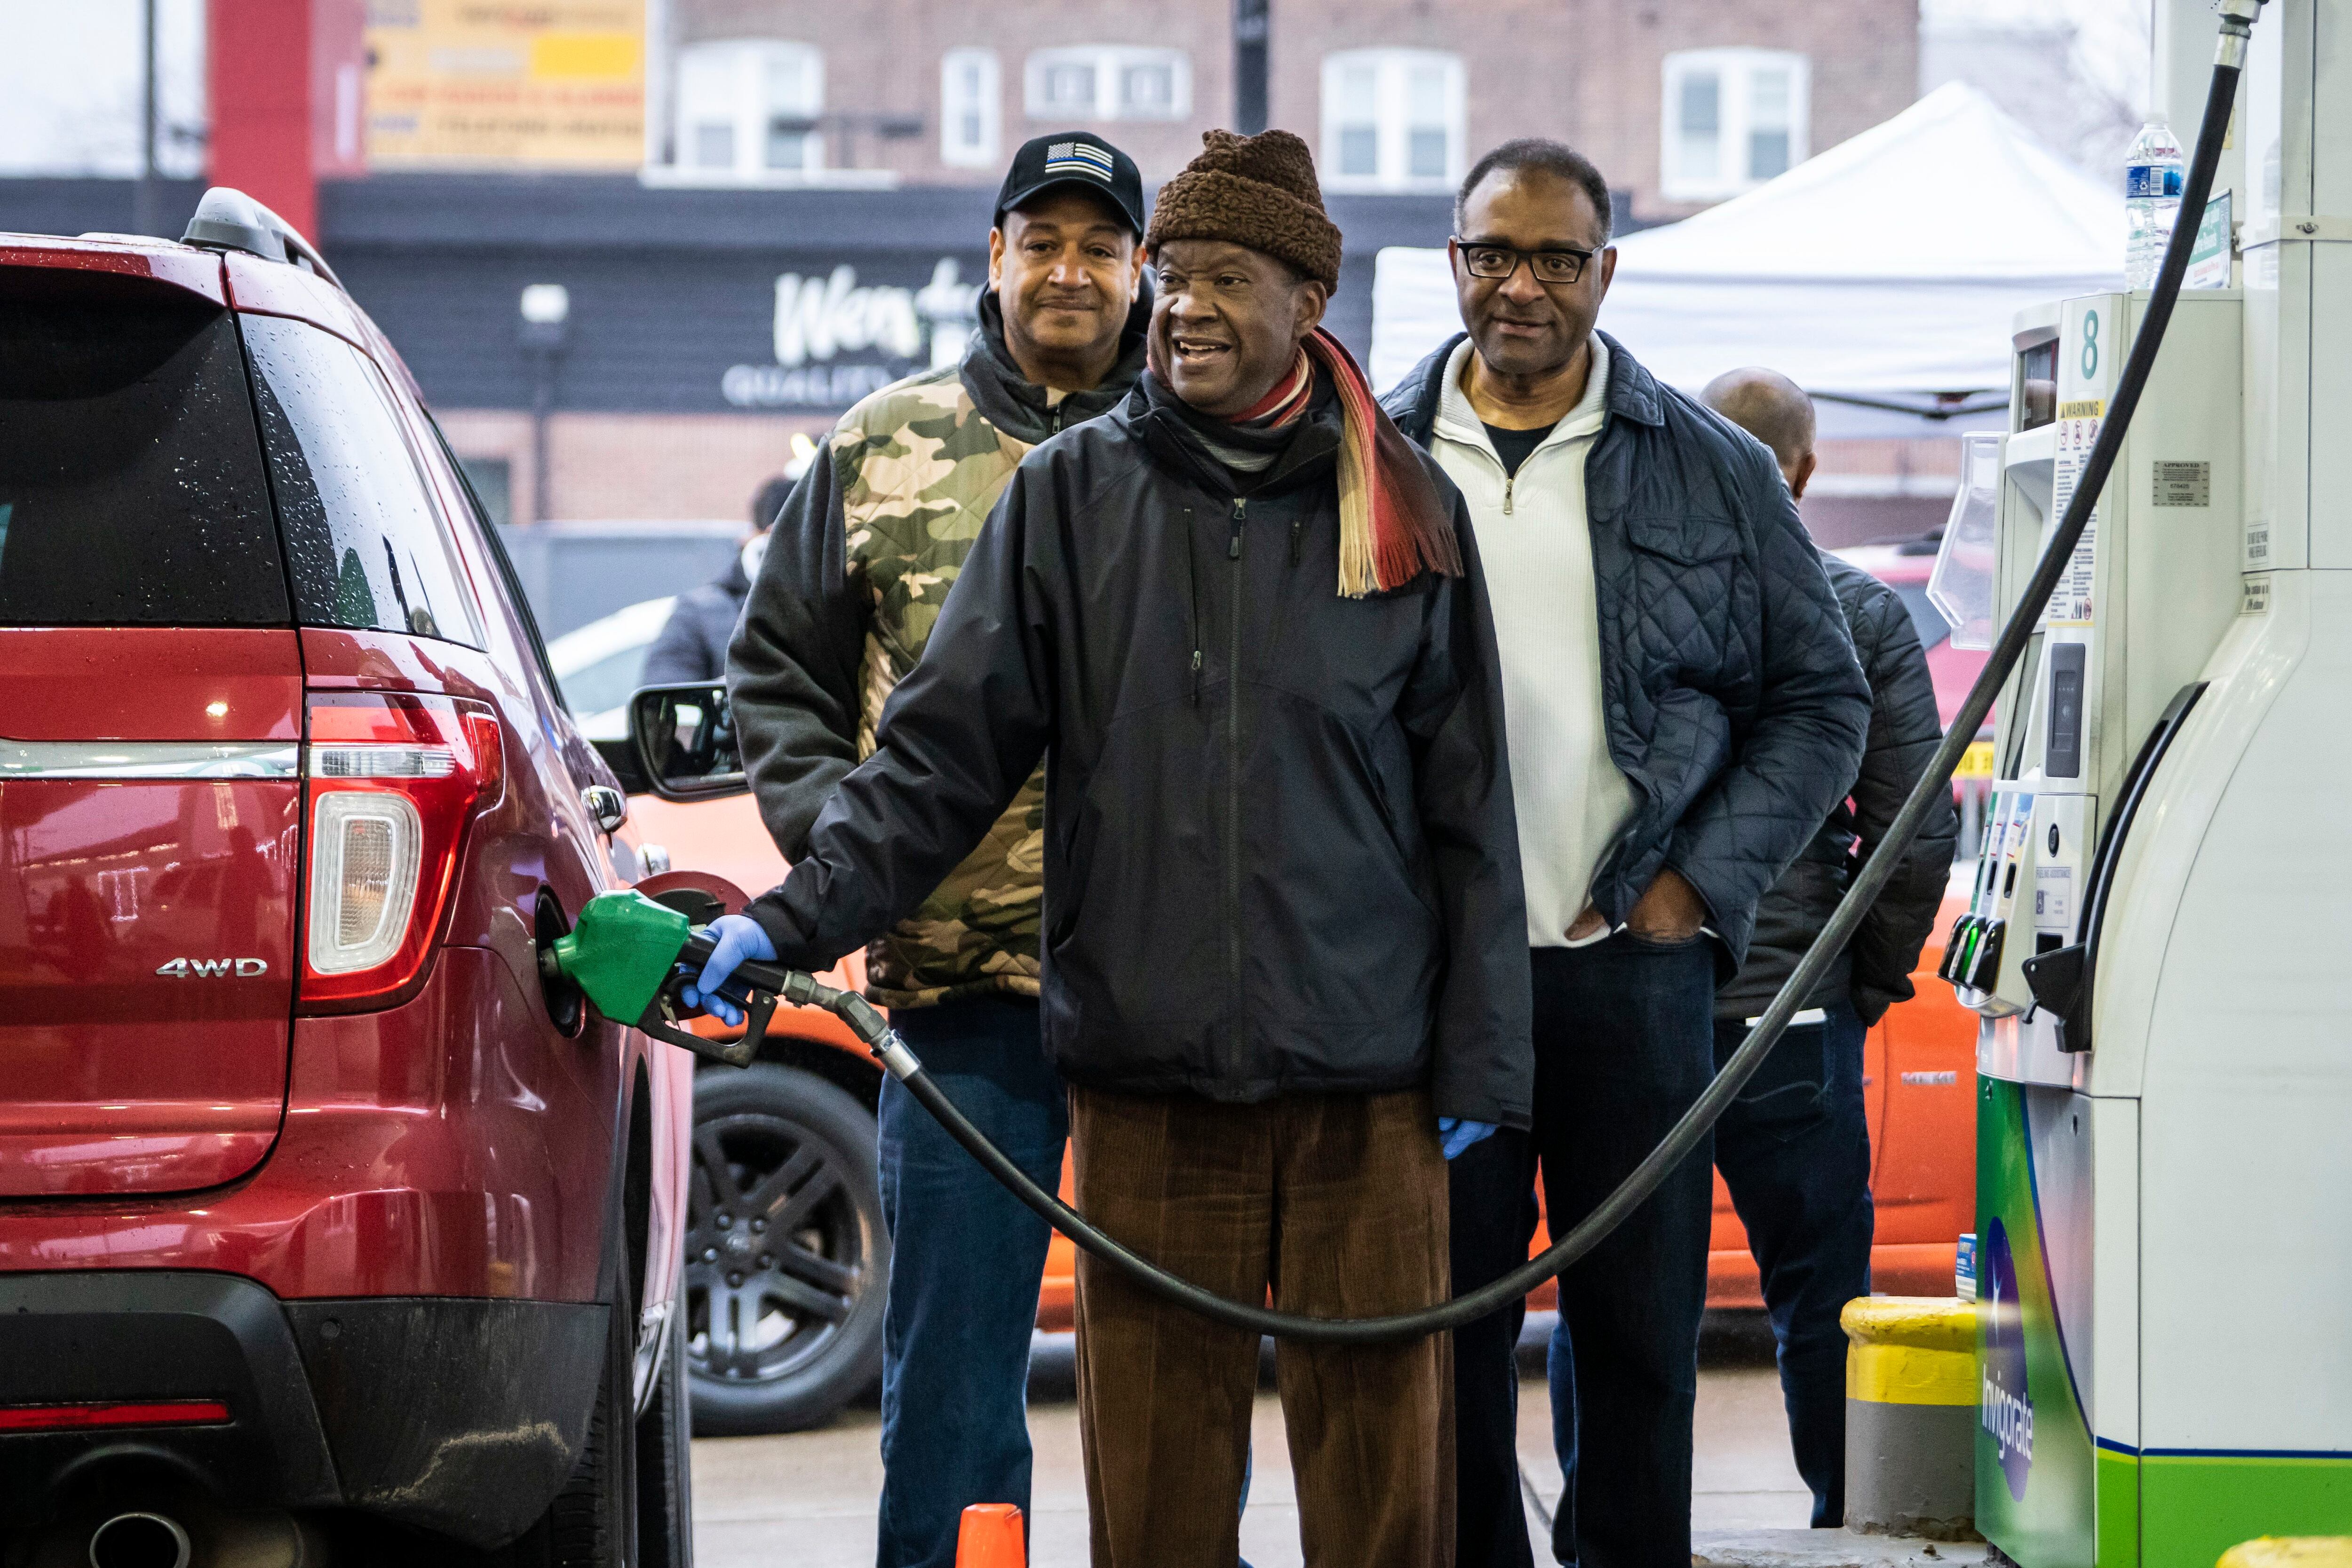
[1318,49,1466,194]
[1659,47,1810,202]
[940,48,1002,166]
[1022,47,1192,122]
[674,39,825,183]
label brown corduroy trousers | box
[1068,1084,1455,1568]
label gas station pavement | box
[688,1313,1987,1567]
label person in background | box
[701,127,1531,1567]
[722,133,1152,1568]
[1700,366,1959,1528]
[1381,140,1871,1568]
[643,469,798,685]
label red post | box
[207,0,318,239]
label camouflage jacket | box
[728,295,1148,1006]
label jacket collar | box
[1430,333,1613,453]
[1383,327,1665,444]
[1120,368,1341,500]
[958,286,1152,446]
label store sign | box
[366,0,645,170]
[723,259,985,410]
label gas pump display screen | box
[2047,643,2086,779]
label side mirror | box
[629,683,751,803]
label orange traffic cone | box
[955,1503,1025,1567]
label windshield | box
[560,641,655,718]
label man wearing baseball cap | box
[705,127,1529,1566]
[725,130,1147,1568]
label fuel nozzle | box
[540,889,921,1077]
[538,889,771,1068]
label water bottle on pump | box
[2124,118,2185,289]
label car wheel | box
[501,1255,640,1567]
[685,1063,887,1435]
[634,1279,693,1568]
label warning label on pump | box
[2047,400,2104,624]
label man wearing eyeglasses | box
[1381,139,1869,1568]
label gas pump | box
[1939,2,2352,1563]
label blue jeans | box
[875,995,1067,1568]
[1711,998,1875,1528]
[1451,935,1717,1568]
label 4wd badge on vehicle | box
[155,958,270,978]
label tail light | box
[300,692,503,1011]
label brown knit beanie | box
[1146,129,1343,289]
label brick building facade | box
[659,0,1917,226]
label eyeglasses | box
[1451,239,1597,286]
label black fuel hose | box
[721,6,2258,1344]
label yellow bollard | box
[2218,1541,2352,1568]
[1841,1296,1978,1539]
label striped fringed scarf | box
[1223,328,1463,597]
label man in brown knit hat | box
[700,127,1530,1567]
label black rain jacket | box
[644,552,751,686]
[1383,332,1870,970]
[1716,550,1959,1025]
[745,373,1535,1129]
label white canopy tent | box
[1368,82,2126,409]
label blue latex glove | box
[681,915,777,1027]
[1437,1117,1498,1161]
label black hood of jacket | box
[959,279,1152,444]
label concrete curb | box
[1694,1527,1990,1568]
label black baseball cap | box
[994,133,1146,236]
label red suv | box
[0,191,692,1567]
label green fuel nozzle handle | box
[539,889,911,1075]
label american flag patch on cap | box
[1042,141,1117,182]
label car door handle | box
[583,784,628,834]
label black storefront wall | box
[316,175,1456,417]
[0,174,1456,416]
[330,242,995,414]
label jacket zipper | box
[1226,495,1247,1075]
[1184,507,1202,704]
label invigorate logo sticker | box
[1980,1218,2035,1500]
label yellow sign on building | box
[367,0,645,169]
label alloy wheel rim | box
[683,1108,870,1385]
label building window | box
[1319,50,1464,193]
[675,40,825,180]
[941,48,1001,166]
[1023,48,1191,121]
[1660,48,1808,200]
